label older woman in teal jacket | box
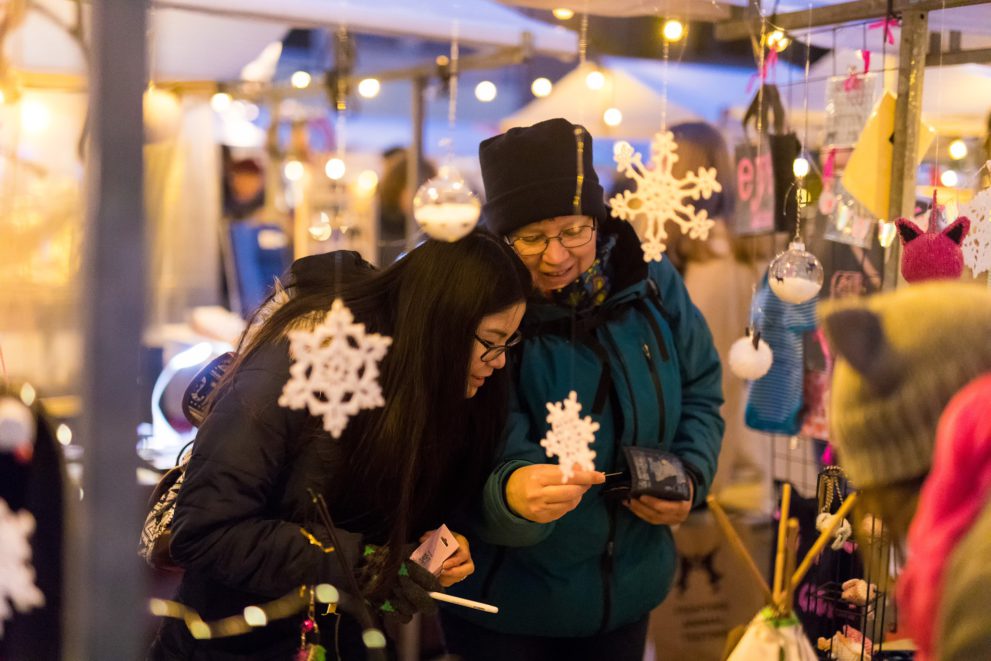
[443,118,724,659]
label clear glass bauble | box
[412,165,480,242]
[308,211,333,242]
[769,240,824,304]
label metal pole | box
[883,9,929,291]
[406,75,426,249]
[67,0,147,658]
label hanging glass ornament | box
[412,164,480,242]
[769,241,824,304]
[308,211,333,242]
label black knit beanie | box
[478,118,607,236]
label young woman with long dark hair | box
[150,231,531,660]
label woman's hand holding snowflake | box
[505,464,605,524]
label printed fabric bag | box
[734,85,801,236]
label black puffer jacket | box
[153,253,408,660]
[152,342,369,660]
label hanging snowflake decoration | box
[0,498,44,635]
[960,187,991,277]
[279,298,392,439]
[540,391,599,483]
[610,131,721,262]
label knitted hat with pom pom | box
[820,281,991,489]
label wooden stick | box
[772,483,792,601]
[776,519,800,614]
[706,496,773,604]
[789,492,859,593]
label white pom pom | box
[0,396,36,453]
[728,336,773,380]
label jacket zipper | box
[599,501,618,633]
[597,328,637,634]
[642,343,667,446]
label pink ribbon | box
[868,17,899,46]
[844,50,872,91]
[822,148,836,180]
[746,47,778,93]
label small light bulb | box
[792,157,810,178]
[475,81,497,102]
[662,19,685,43]
[284,160,305,182]
[325,157,346,180]
[767,29,791,52]
[948,139,968,161]
[56,424,72,446]
[585,70,605,90]
[210,92,232,113]
[290,71,312,89]
[603,107,623,127]
[19,383,36,407]
[552,8,575,20]
[940,169,959,188]
[531,77,553,98]
[358,78,381,99]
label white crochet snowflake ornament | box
[279,298,392,439]
[610,131,721,262]
[0,498,44,635]
[959,187,991,277]
[540,391,599,483]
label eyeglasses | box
[508,224,596,256]
[474,331,522,362]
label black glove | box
[360,545,440,625]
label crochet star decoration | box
[960,187,991,278]
[0,498,44,635]
[279,298,392,439]
[540,391,599,483]
[610,131,721,262]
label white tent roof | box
[501,60,702,140]
[502,55,803,140]
[11,0,577,81]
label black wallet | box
[602,446,692,502]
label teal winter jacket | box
[446,220,724,637]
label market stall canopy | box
[10,0,577,81]
[502,56,801,140]
[501,60,699,140]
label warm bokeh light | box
[283,160,305,182]
[767,29,791,52]
[356,169,379,194]
[585,70,605,90]
[358,78,381,99]
[603,107,623,127]
[20,99,51,135]
[662,19,685,43]
[325,157,346,181]
[475,81,497,102]
[940,169,959,187]
[552,8,575,20]
[290,71,312,89]
[210,92,232,113]
[531,77,553,98]
[792,157,810,178]
[949,139,968,160]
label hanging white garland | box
[610,131,721,262]
[279,299,392,439]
